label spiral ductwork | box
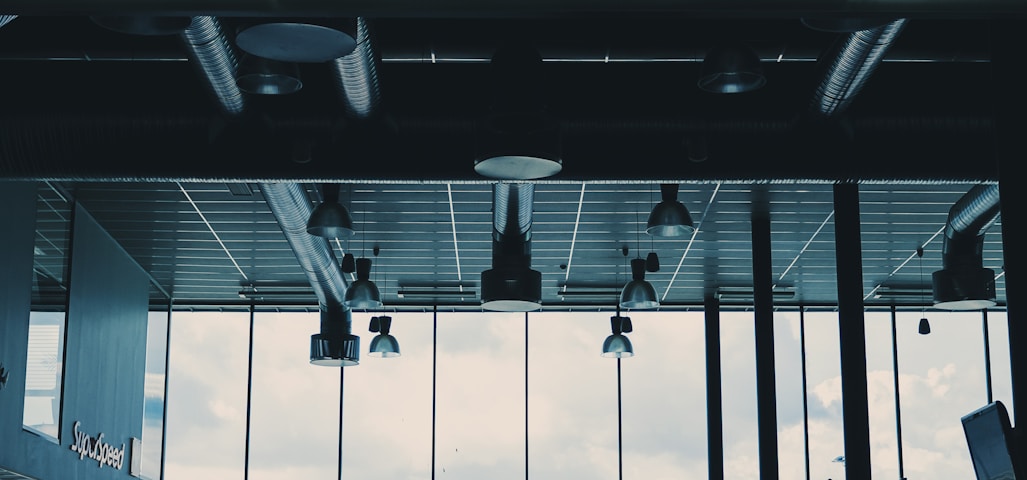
[0,15,16,28]
[482,182,541,311]
[811,18,907,118]
[933,183,1001,310]
[330,17,382,119]
[181,16,245,116]
[260,182,359,364]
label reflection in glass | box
[140,309,170,480]
[164,311,250,480]
[23,311,66,440]
[23,181,72,442]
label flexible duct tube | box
[0,15,16,28]
[811,18,907,118]
[330,17,381,119]
[260,182,349,308]
[181,16,245,116]
[493,182,534,240]
[942,183,1001,268]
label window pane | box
[721,310,758,480]
[529,312,616,479]
[164,311,250,480]
[864,311,900,480]
[803,311,846,480]
[986,310,1013,419]
[140,309,170,480]
[897,310,985,479]
[342,311,433,479]
[24,182,72,442]
[621,311,707,479]
[773,311,807,480]
[23,311,66,441]
[436,312,525,479]
[249,312,340,479]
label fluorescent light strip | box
[177,182,249,281]
[563,183,587,283]
[776,210,834,286]
[864,226,945,301]
[447,184,464,288]
[663,182,720,301]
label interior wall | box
[0,193,151,480]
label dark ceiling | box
[4,6,1012,311]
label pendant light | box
[621,212,659,310]
[646,184,695,237]
[918,246,931,335]
[368,315,400,358]
[602,306,634,358]
[306,183,355,239]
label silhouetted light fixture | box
[310,306,360,366]
[620,258,659,310]
[646,184,695,237]
[917,246,931,335]
[306,183,355,238]
[918,317,931,335]
[344,257,382,309]
[698,42,766,94]
[474,45,562,180]
[236,54,303,95]
[368,315,400,358]
[602,314,634,358]
[341,253,356,273]
[645,251,660,273]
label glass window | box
[773,310,808,480]
[528,311,616,479]
[803,311,847,480]
[720,310,759,480]
[23,311,67,441]
[341,311,433,479]
[249,311,340,479]
[864,310,900,480]
[620,311,707,479]
[986,310,1013,418]
[897,310,984,479]
[139,308,170,480]
[23,181,72,442]
[164,310,250,480]
[436,311,525,479]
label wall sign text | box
[69,421,125,470]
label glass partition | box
[140,308,170,480]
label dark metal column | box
[994,21,1027,437]
[705,295,724,480]
[752,207,778,480]
[833,182,872,479]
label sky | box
[152,308,1012,480]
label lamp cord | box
[918,247,925,316]
[617,357,624,480]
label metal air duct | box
[260,182,359,365]
[810,18,907,118]
[481,182,542,311]
[330,17,382,120]
[0,15,17,28]
[933,183,1001,310]
[181,16,245,116]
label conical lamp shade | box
[343,257,382,309]
[620,258,659,309]
[601,333,634,358]
[307,184,355,238]
[646,184,695,237]
[368,334,400,357]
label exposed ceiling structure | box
[4,6,1010,311]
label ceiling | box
[4,7,1011,311]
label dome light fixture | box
[620,258,659,310]
[344,257,382,309]
[698,42,766,94]
[368,316,400,358]
[602,314,634,358]
[306,183,355,239]
[646,184,695,237]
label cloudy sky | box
[153,308,1011,480]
